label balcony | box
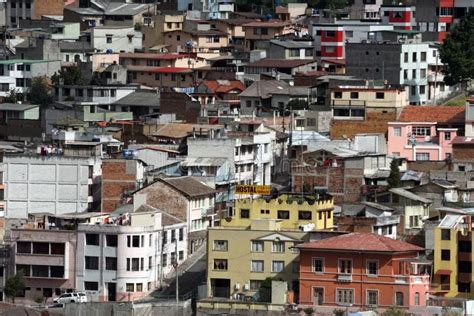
[337,273,352,282]
[201,207,215,217]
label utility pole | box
[175,239,179,303]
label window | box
[85,256,99,270]
[325,30,335,37]
[298,211,312,220]
[179,228,184,241]
[240,209,250,218]
[334,91,342,99]
[413,126,430,136]
[412,52,417,62]
[350,92,359,99]
[339,259,352,274]
[313,258,324,273]
[251,260,264,272]
[393,127,401,136]
[459,240,471,253]
[367,290,378,306]
[135,283,143,292]
[106,35,112,44]
[251,241,264,252]
[17,242,31,254]
[272,261,284,273]
[414,292,420,305]
[325,46,335,53]
[32,243,49,254]
[441,249,450,261]
[32,265,49,277]
[85,282,98,291]
[345,31,354,38]
[416,153,430,161]
[395,292,404,306]
[162,231,167,245]
[367,261,378,275]
[404,53,408,63]
[404,69,408,79]
[50,266,64,278]
[213,259,228,271]
[86,234,100,246]
[17,265,30,277]
[105,257,117,270]
[132,236,140,247]
[421,52,427,62]
[409,215,420,227]
[171,230,176,242]
[444,132,451,141]
[126,283,134,292]
[419,85,426,95]
[272,241,284,253]
[148,256,152,270]
[213,240,228,251]
[376,92,385,99]
[337,289,354,304]
[412,69,417,79]
[162,254,167,267]
[179,251,184,260]
[420,69,427,78]
[250,280,262,290]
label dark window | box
[84,282,98,291]
[162,231,167,245]
[459,282,471,293]
[106,257,117,270]
[179,228,184,241]
[85,256,99,270]
[32,265,49,277]
[376,92,385,99]
[132,236,140,247]
[441,229,450,240]
[32,243,49,254]
[459,241,472,253]
[17,242,31,254]
[334,91,342,98]
[171,230,176,242]
[240,209,250,218]
[350,92,359,99]
[86,234,99,246]
[441,249,450,261]
[298,211,312,220]
[277,210,289,219]
[395,292,404,306]
[459,261,472,273]
[325,30,335,37]
[50,243,65,255]
[17,265,30,276]
[50,266,64,278]
[131,258,140,271]
[106,235,117,247]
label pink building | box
[387,106,465,161]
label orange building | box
[297,233,430,311]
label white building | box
[76,206,187,302]
[3,154,102,218]
[91,26,143,53]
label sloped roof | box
[297,232,423,252]
[239,80,289,99]
[243,20,291,28]
[246,58,317,68]
[202,80,246,94]
[390,188,432,204]
[161,176,216,198]
[113,90,160,107]
[398,106,465,124]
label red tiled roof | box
[154,67,192,73]
[297,232,423,253]
[202,80,246,93]
[399,106,465,124]
[120,52,194,60]
[243,20,291,27]
[321,59,346,65]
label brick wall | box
[139,181,188,221]
[336,216,376,233]
[330,109,397,139]
[33,0,65,20]
[101,160,139,213]
[160,92,200,123]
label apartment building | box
[3,153,102,218]
[76,208,187,302]
[345,35,444,104]
[90,26,143,53]
[329,84,407,139]
[388,105,465,161]
[207,219,307,299]
[267,40,314,60]
[242,20,293,51]
[132,176,216,254]
[143,13,185,48]
[221,193,334,231]
[380,4,415,30]
[6,0,66,27]
[297,233,430,310]
[432,214,472,298]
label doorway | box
[107,283,116,301]
[313,287,324,305]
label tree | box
[4,88,24,103]
[4,273,25,303]
[287,99,308,111]
[28,77,53,107]
[439,10,474,86]
[388,159,401,188]
[257,277,274,302]
[51,66,86,86]
[308,0,348,9]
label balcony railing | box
[337,273,352,282]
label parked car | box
[76,292,88,303]
[53,293,79,304]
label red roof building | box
[297,233,430,311]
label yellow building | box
[221,194,334,231]
[207,219,307,299]
[433,214,473,298]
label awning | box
[436,269,452,275]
